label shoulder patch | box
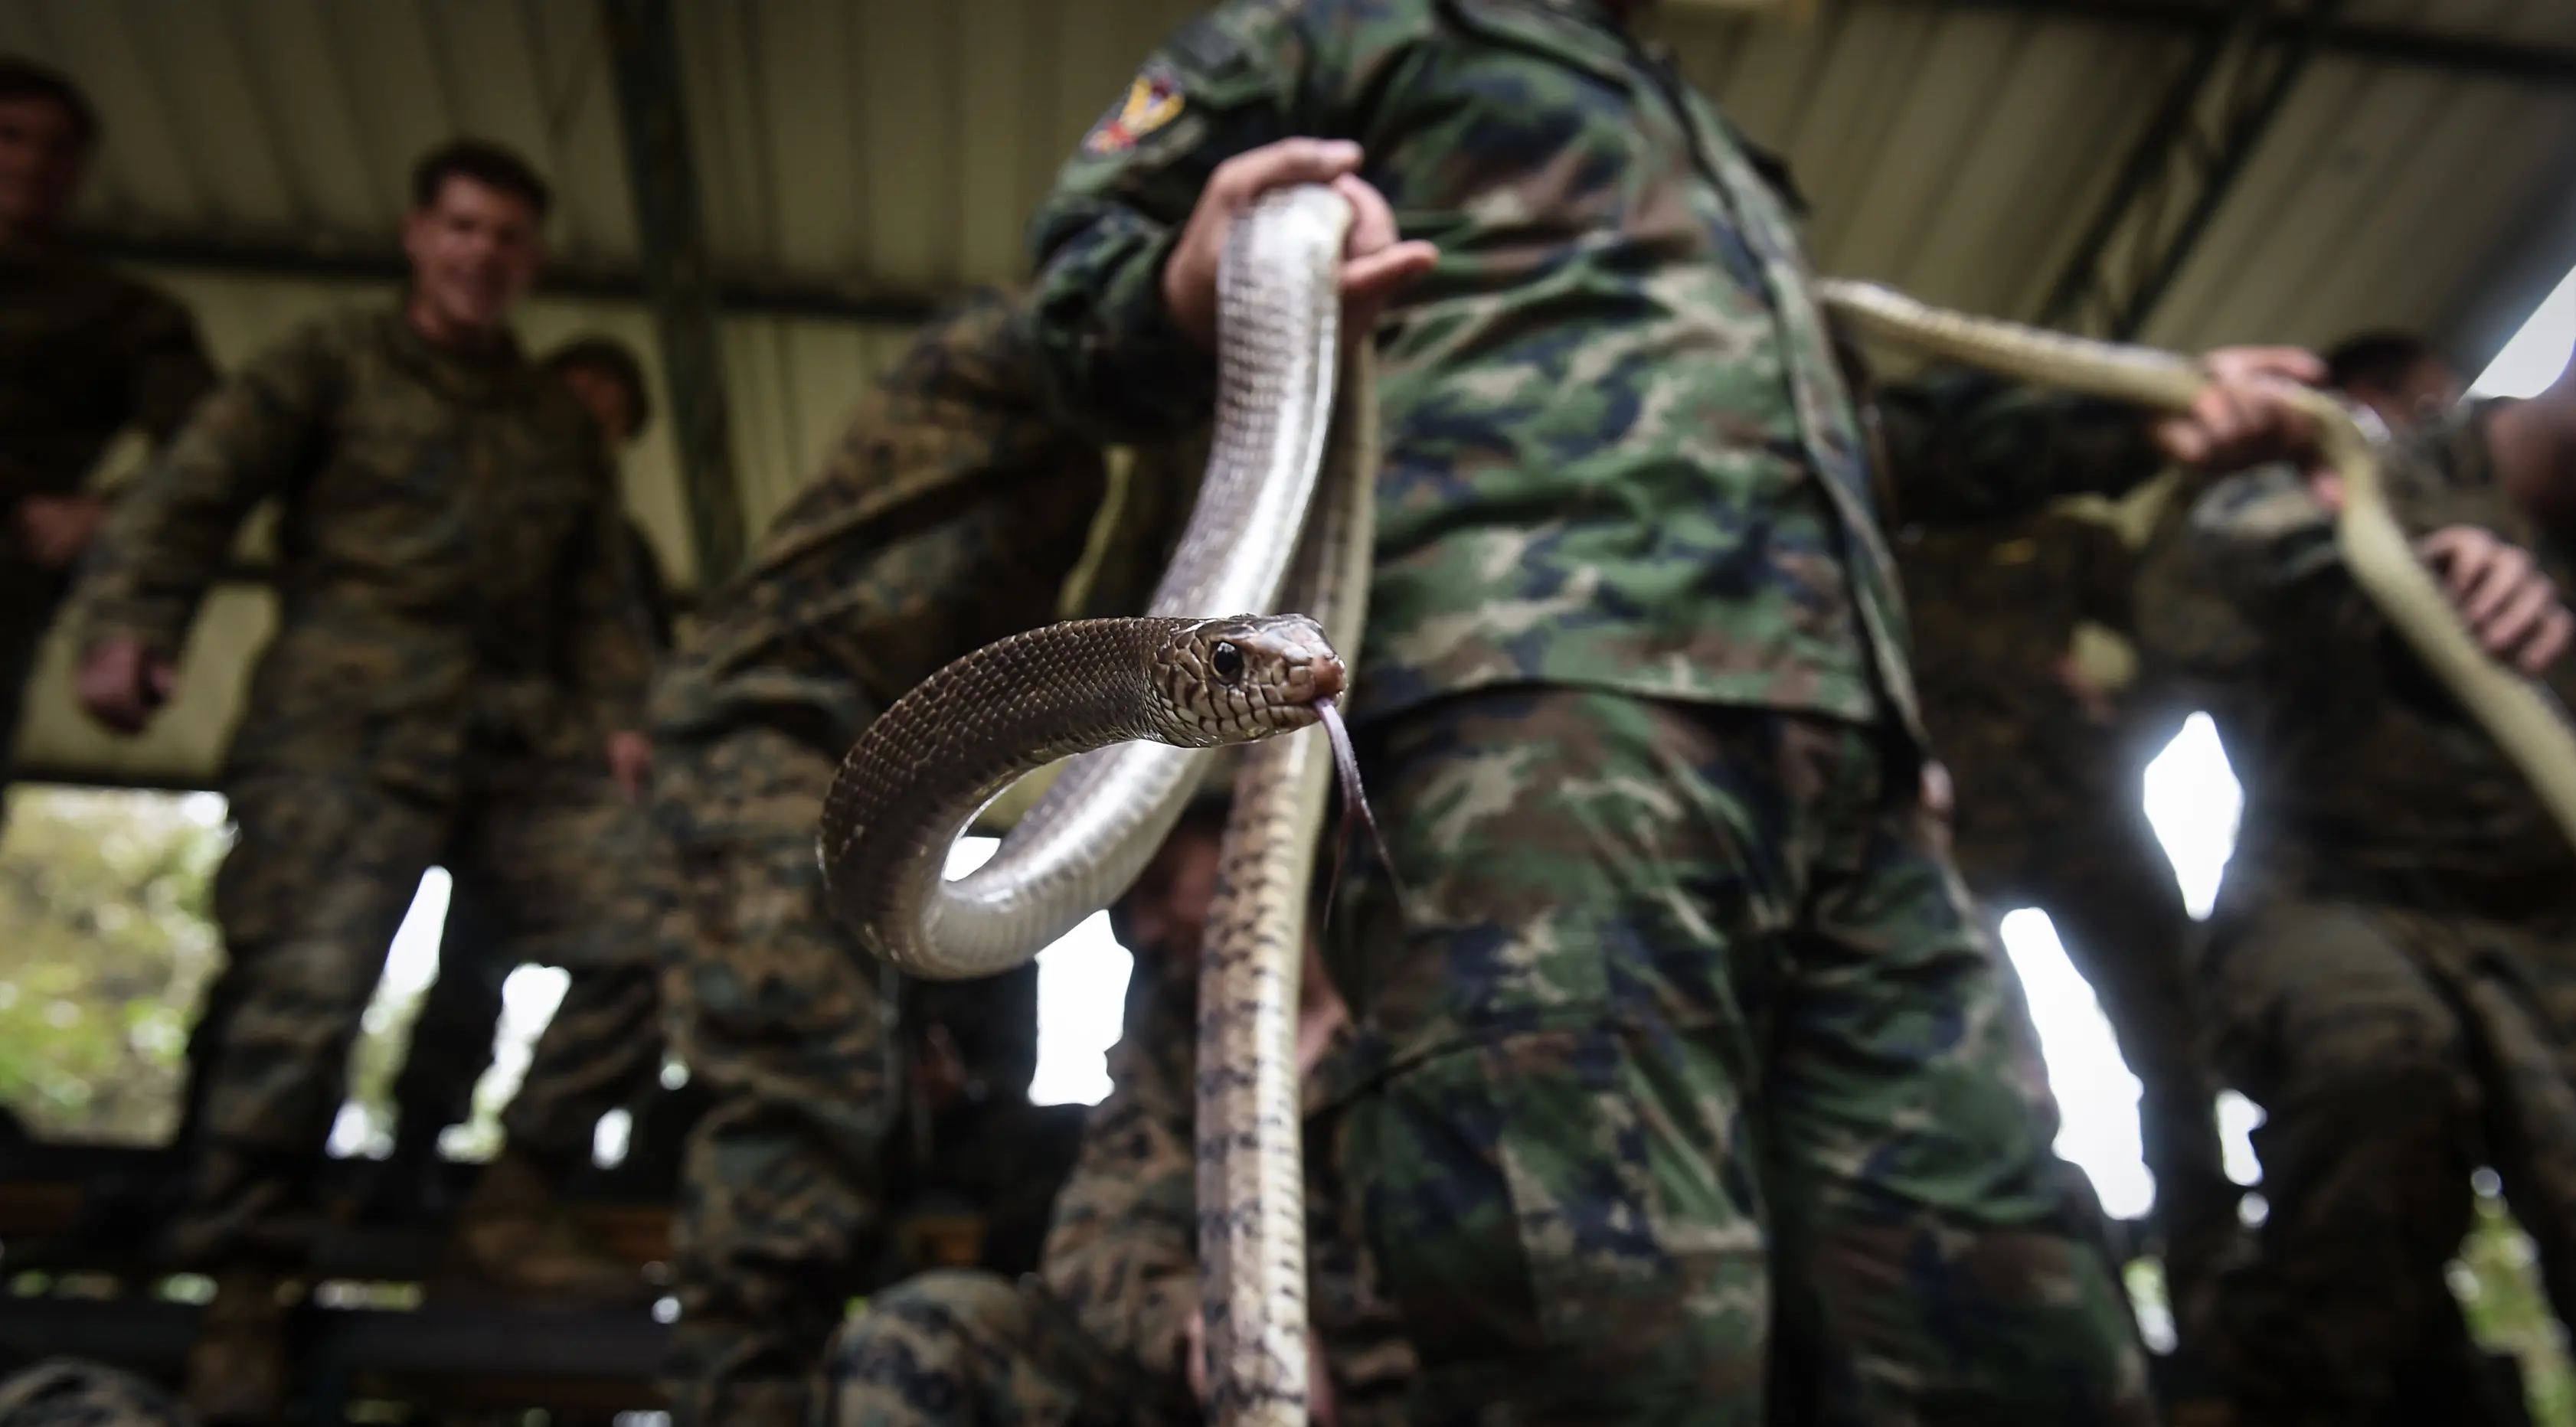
[1083,64,1187,156]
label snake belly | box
[1817,279,2576,854]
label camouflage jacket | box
[2146,402,2576,902]
[648,293,1176,757]
[1040,958,1414,1427]
[1028,0,1923,734]
[0,247,213,608]
[71,308,652,793]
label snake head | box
[1152,615,1345,746]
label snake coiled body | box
[820,208,2576,1427]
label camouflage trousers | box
[822,1270,1160,1427]
[170,753,662,1263]
[2199,874,2576,1427]
[1326,688,2153,1427]
[650,722,903,1427]
[1951,792,2236,1329]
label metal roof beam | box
[78,232,946,327]
[2036,0,2355,338]
[603,0,747,586]
[1879,0,2576,88]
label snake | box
[819,195,2576,1427]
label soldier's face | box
[403,175,545,337]
[1120,821,1224,969]
[2355,357,2466,434]
[561,362,639,446]
[0,96,87,231]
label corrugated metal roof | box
[5,0,2575,786]
[11,0,2573,347]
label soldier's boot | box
[448,1149,649,1303]
[185,1267,294,1425]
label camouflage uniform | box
[67,308,661,1262]
[1028,5,2149,1422]
[824,955,1415,1427]
[385,518,678,1190]
[2146,406,2576,1426]
[0,1360,194,1427]
[1880,371,2236,1315]
[646,293,1115,1427]
[0,247,212,785]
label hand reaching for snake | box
[2418,525,2575,674]
[1160,139,1439,350]
[2152,345,2328,472]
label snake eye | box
[1211,641,1245,684]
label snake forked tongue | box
[1314,696,1400,932]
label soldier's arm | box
[1025,7,1307,442]
[70,318,342,665]
[2062,513,2142,636]
[1875,369,2168,521]
[1026,5,1435,442]
[1038,961,1201,1393]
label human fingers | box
[1208,138,1363,207]
[2204,345,2326,388]
[2477,573,2559,661]
[2520,604,2575,673]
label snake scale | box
[819,194,2576,1427]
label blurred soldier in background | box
[2146,350,2576,1426]
[1878,371,2238,1340]
[645,290,1197,1427]
[0,57,211,805]
[374,335,676,1251]
[823,799,1416,1427]
[65,139,662,1422]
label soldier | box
[2144,352,2576,1426]
[2324,331,2467,434]
[823,799,1415,1427]
[0,57,213,800]
[2130,331,2465,730]
[645,291,1163,1427]
[1022,2,2318,1419]
[66,139,661,1422]
[374,334,675,1226]
[1876,370,2239,1338]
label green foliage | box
[0,785,228,1141]
[2458,1191,2574,1427]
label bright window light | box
[2000,907,2152,1219]
[2012,714,2261,1223]
[947,836,1132,1107]
[2143,714,2241,921]
[2473,260,2576,398]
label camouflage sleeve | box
[2057,511,2140,635]
[70,316,345,659]
[563,448,659,727]
[119,286,217,446]
[1878,367,2167,521]
[1038,957,1199,1389]
[1025,2,1319,441]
